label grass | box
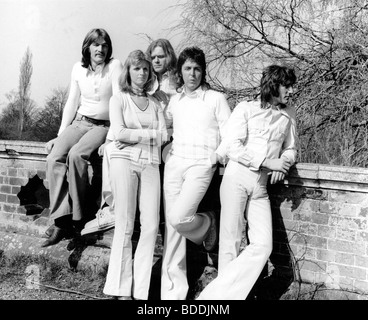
[0,251,109,300]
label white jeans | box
[197,160,273,300]
[103,158,160,299]
[161,155,216,300]
[100,141,114,209]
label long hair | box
[146,38,177,74]
[176,46,210,90]
[81,28,113,68]
[260,65,296,108]
[119,50,155,94]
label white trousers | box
[103,158,160,299]
[197,160,273,300]
[161,155,216,300]
[100,141,114,209]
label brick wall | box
[268,163,368,298]
[0,140,101,236]
[0,140,367,298]
[0,140,49,236]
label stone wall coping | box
[0,140,47,160]
[0,140,47,161]
[286,163,368,192]
[1,140,368,192]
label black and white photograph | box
[0,0,367,314]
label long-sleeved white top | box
[150,71,178,98]
[221,99,298,171]
[105,71,176,141]
[109,92,168,164]
[164,86,231,160]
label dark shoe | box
[203,211,219,252]
[42,224,55,238]
[41,226,74,248]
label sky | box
[0,0,182,109]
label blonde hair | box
[146,38,177,74]
[119,50,155,94]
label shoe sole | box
[81,223,115,236]
[42,225,55,238]
[41,229,75,247]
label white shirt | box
[222,99,298,171]
[72,58,123,120]
[164,86,231,160]
[150,71,177,99]
[57,59,123,135]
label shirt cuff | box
[215,143,227,164]
[138,129,156,145]
[253,156,266,171]
[238,155,265,171]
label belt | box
[78,114,110,127]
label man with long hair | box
[197,64,298,300]
[42,28,123,247]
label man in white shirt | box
[161,47,231,300]
[196,64,298,300]
[42,28,123,247]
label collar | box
[150,71,171,93]
[148,73,159,95]
[270,103,281,111]
[161,71,169,81]
[273,104,292,119]
[88,62,106,74]
[178,85,206,100]
[263,101,292,119]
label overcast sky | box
[0,0,182,108]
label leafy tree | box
[31,87,68,142]
[174,0,368,167]
[0,91,19,140]
[18,47,34,139]
[0,47,68,142]
[0,90,37,140]
[0,47,37,140]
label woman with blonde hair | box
[81,39,178,236]
[103,50,168,300]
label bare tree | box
[18,47,33,139]
[0,47,38,140]
[174,0,368,166]
[32,87,68,142]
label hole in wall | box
[17,175,49,215]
